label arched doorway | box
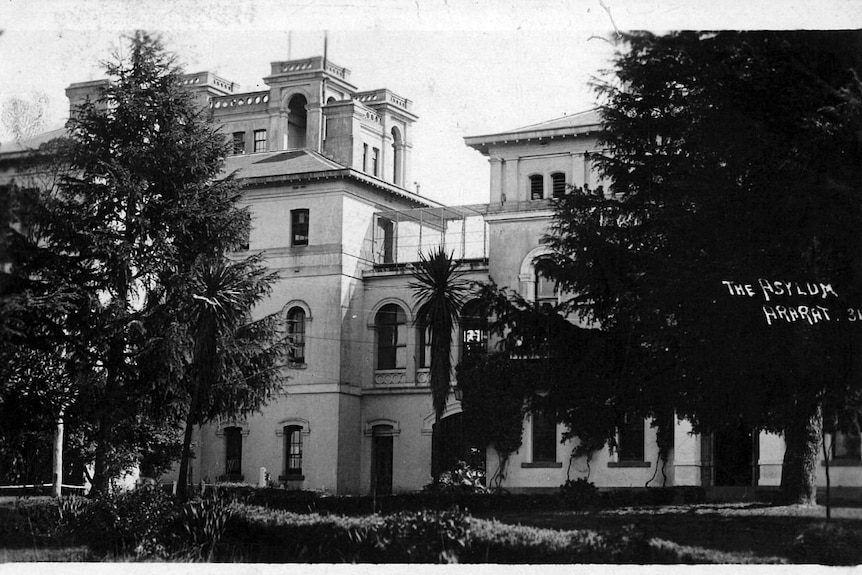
[287,94,307,149]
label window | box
[376,217,394,264]
[534,259,558,305]
[461,300,489,361]
[551,172,566,198]
[291,209,309,246]
[284,425,303,475]
[363,143,369,172]
[224,427,243,478]
[287,307,306,365]
[253,129,267,153]
[617,415,645,462]
[418,323,431,369]
[232,131,245,155]
[833,430,861,460]
[529,174,544,200]
[377,304,406,370]
[532,410,557,463]
[372,147,380,177]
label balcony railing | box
[372,204,489,267]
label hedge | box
[217,503,778,564]
[211,485,707,516]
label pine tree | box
[545,31,862,504]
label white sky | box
[1,0,860,205]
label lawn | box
[474,502,862,563]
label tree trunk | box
[52,408,64,498]
[780,405,821,505]
[176,376,202,500]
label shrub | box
[166,493,237,560]
[560,478,599,507]
[424,461,488,494]
[73,484,176,557]
[374,509,470,563]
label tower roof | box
[463,109,602,156]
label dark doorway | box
[371,427,394,495]
[712,425,757,486]
[432,413,465,477]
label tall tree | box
[410,247,470,423]
[544,31,862,504]
[5,31,282,494]
[173,255,286,498]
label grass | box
[473,502,862,563]
[2,497,862,564]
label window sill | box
[822,460,862,467]
[607,461,651,468]
[279,474,305,481]
[521,462,563,469]
[288,362,307,370]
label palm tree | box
[410,247,471,424]
[175,254,286,498]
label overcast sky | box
[2,0,860,205]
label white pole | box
[52,408,64,497]
[259,467,267,488]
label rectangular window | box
[372,147,379,177]
[291,209,309,246]
[530,175,544,200]
[419,325,431,369]
[253,129,267,153]
[551,172,567,198]
[232,132,246,155]
[363,143,369,172]
[833,430,861,460]
[618,415,645,462]
[285,426,303,475]
[532,411,557,463]
[225,427,243,478]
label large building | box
[3,53,860,496]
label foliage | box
[410,246,471,421]
[459,281,639,472]
[457,351,532,487]
[375,509,470,563]
[218,502,744,563]
[542,31,862,504]
[424,461,488,494]
[560,478,600,507]
[167,493,237,560]
[3,31,285,492]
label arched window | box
[461,299,489,361]
[376,304,407,370]
[551,172,566,198]
[284,425,303,476]
[391,126,403,186]
[534,259,558,305]
[529,174,544,200]
[287,307,306,365]
[287,94,308,149]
